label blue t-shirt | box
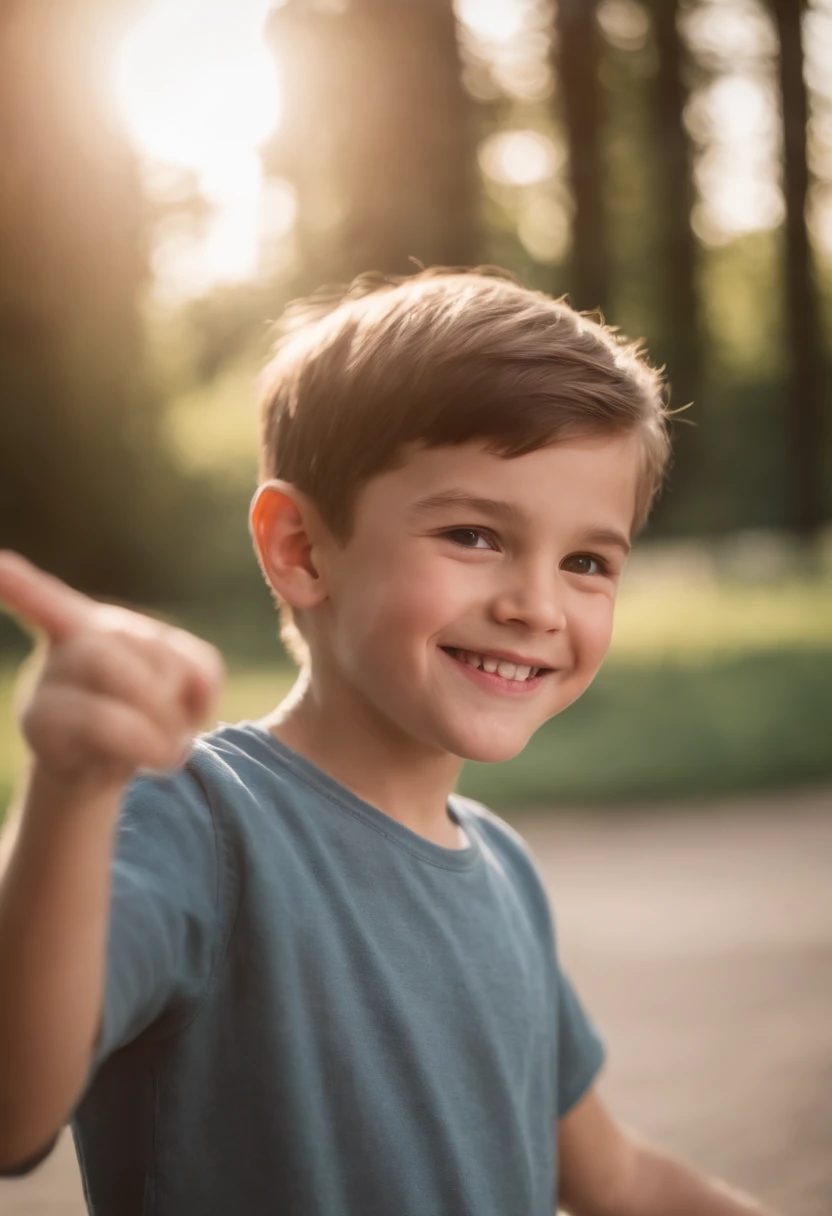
[68,721,604,1214]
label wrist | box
[23,760,128,823]
[625,1142,775,1216]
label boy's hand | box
[558,1088,776,1216]
[0,551,224,795]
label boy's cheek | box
[356,561,471,639]
[589,620,616,667]
[332,575,453,671]
[576,596,617,660]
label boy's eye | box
[562,553,607,576]
[442,528,495,550]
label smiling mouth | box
[441,646,553,683]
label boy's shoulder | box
[113,721,286,880]
[126,719,300,813]
[120,720,263,822]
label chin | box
[447,728,533,766]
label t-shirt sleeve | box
[84,761,224,1085]
[457,799,607,1121]
[555,962,606,1118]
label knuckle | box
[153,653,188,700]
[148,628,184,667]
[96,604,142,634]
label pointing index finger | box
[0,551,98,642]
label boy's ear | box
[249,480,328,609]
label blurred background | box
[0,4,830,1212]
[0,0,830,811]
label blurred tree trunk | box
[263,0,477,286]
[0,0,191,602]
[644,0,700,486]
[554,0,609,313]
[768,0,826,538]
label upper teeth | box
[450,649,538,681]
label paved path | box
[2,789,830,1215]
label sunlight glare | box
[682,0,777,70]
[597,0,650,52]
[518,196,568,264]
[479,130,560,187]
[113,0,282,291]
[688,74,782,243]
[455,0,525,44]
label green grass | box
[0,664,25,816]
[611,577,832,659]
[459,649,832,808]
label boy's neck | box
[259,669,468,850]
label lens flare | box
[112,0,282,291]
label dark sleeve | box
[555,963,606,1118]
[85,760,225,1081]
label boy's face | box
[309,434,639,763]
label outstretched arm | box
[0,552,223,1170]
[557,1087,776,1216]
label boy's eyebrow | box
[409,491,528,527]
[576,527,632,556]
[411,491,632,555]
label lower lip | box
[439,647,551,695]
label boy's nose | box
[489,569,568,634]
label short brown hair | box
[260,267,670,529]
[258,267,671,654]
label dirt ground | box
[1,787,830,1215]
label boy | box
[0,269,774,1214]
